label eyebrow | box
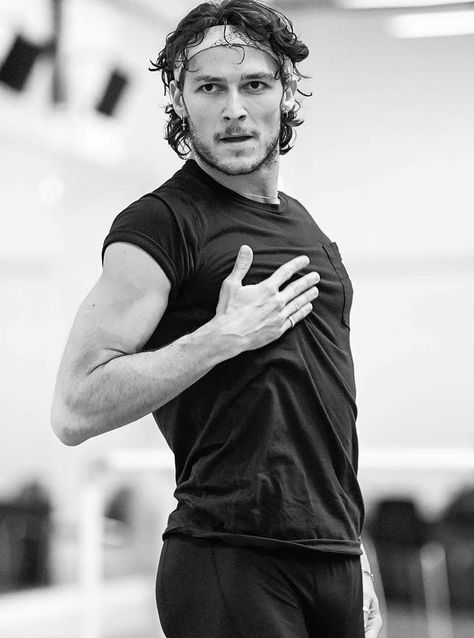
[192,72,276,84]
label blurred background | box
[0,0,473,636]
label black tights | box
[156,535,364,638]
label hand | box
[214,245,319,355]
[362,572,383,637]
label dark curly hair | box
[149,0,310,159]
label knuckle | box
[294,280,304,295]
[276,295,285,310]
[285,302,294,317]
[264,280,277,295]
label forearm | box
[53,248,317,446]
[53,318,233,445]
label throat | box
[240,191,279,205]
[191,153,280,204]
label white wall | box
[283,12,474,450]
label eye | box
[200,83,217,93]
[247,80,265,91]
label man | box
[52,1,383,636]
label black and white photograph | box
[0,1,472,637]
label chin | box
[191,131,279,176]
[202,148,273,176]
[216,156,259,176]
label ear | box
[281,77,297,114]
[170,80,186,119]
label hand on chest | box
[185,215,353,330]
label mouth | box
[219,135,253,144]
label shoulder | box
[280,192,333,245]
[102,162,211,291]
[107,162,210,238]
[280,191,309,214]
[117,161,213,233]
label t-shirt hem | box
[162,528,362,556]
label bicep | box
[59,242,171,379]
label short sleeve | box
[101,194,198,293]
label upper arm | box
[55,242,171,394]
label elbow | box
[51,400,88,446]
[51,416,86,446]
[53,424,85,447]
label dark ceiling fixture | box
[0,35,46,92]
[0,0,65,103]
[95,69,129,117]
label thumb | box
[229,245,253,283]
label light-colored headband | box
[173,24,293,82]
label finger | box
[228,245,253,283]
[279,271,319,305]
[364,620,381,638]
[266,255,310,289]
[284,302,313,332]
[363,608,369,631]
[280,271,320,304]
[364,608,383,637]
[284,287,319,319]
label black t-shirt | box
[102,159,365,555]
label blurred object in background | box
[367,494,461,637]
[0,479,51,592]
[103,484,134,549]
[95,68,130,117]
[0,34,46,92]
[368,497,430,605]
[436,485,474,611]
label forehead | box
[185,46,278,82]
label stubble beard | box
[187,118,280,176]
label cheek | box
[261,107,281,132]
[256,97,282,125]
[188,99,221,127]
[189,109,214,137]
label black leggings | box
[156,535,364,638]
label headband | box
[173,24,293,82]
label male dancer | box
[52,1,382,636]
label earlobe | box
[170,81,185,119]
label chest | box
[179,206,353,330]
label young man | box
[52,1,382,636]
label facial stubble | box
[186,115,281,176]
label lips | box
[220,136,253,143]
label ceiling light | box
[387,10,474,38]
[340,0,471,8]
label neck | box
[192,154,280,205]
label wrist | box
[204,315,245,361]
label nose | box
[222,88,246,122]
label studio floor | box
[1,578,473,638]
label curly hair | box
[149,0,310,159]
